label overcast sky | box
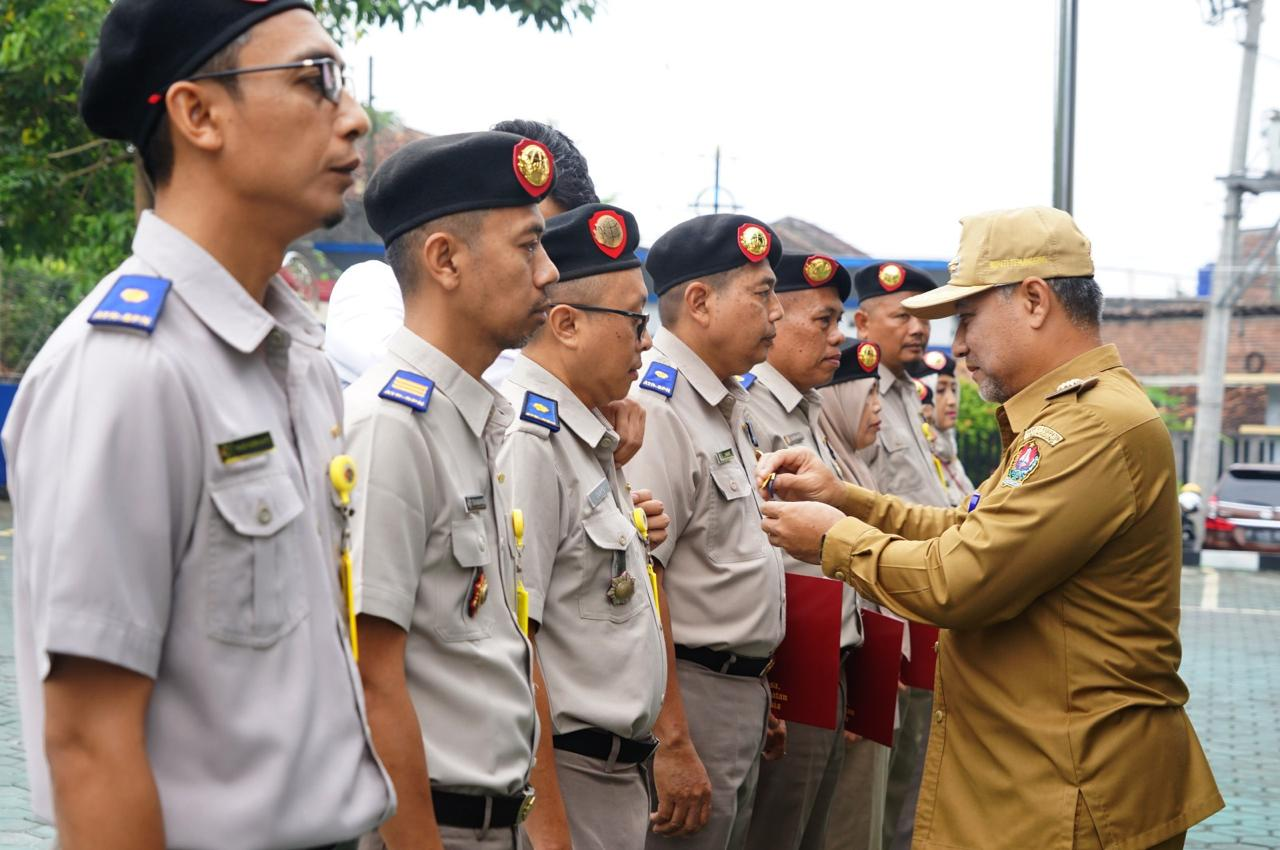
[340,0,1280,299]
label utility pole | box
[1189,0,1265,525]
[1053,0,1078,212]
[366,56,377,174]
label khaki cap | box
[902,206,1094,319]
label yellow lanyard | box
[328,456,359,662]
[633,507,661,622]
[512,509,530,636]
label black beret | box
[80,0,313,148]
[853,261,936,303]
[914,379,934,406]
[364,132,557,245]
[646,214,784,296]
[543,203,641,283]
[908,349,957,378]
[825,341,882,386]
[773,252,852,302]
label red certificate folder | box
[844,610,905,747]
[901,622,940,691]
[768,573,843,730]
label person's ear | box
[684,280,714,329]
[165,81,226,157]
[1021,277,1051,330]
[853,307,871,336]
[546,304,581,350]
[421,231,466,293]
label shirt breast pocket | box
[207,472,310,648]
[879,429,907,456]
[578,505,644,624]
[434,518,494,642]
[707,463,760,565]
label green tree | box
[955,379,1002,485]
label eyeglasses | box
[552,303,650,343]
[186,57,350,104]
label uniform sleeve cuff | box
[42,607,165,680]
[355,582,416,632]
[820,516,874,583]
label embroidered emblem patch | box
[588,209,627,259]
[379,370,435,412]
[640,362,677,398]
[88,275,172,334]
[856,341,881,373]
[217,432,275,464]
[737,223,771,262]
[924,350,948,371]
[878,263,905,292]
[1024,424,1064,447]
[520,391,560,431]
[1001,441,1041,488]
[803,254,836,286]
[737,373,757,391]
[513,139,554,198]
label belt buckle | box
[517,789,537,823]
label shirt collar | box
[999,344,1125,434]
[653,328,744,408]
[752,361,807,414]
[508,355,616,451]
[130,211,323,353]
[386,327,510,438]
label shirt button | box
[730,481,739,492]
[934,641,940,653]
[257,505,272,525]
[833,571,847,581]
[935,710,945,724]
[618,534,629,546]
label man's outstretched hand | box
[756,447,846,507]
[761,500,846,565]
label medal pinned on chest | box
[608,555,638,607]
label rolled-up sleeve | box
[823,410,1135,630]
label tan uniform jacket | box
[820,345,1222,850]
[623,329,786,658]
[496,355,667,739]
[743,362,863,649]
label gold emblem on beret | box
[924,350,948,371]
[803,255,835,286]
[913,378,929,401]
[878,263,905,291]
[512,139,554,198]
[856,341,880,373]
[738,224,771,262]
[594,214,624,249]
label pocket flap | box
[210,472,304,537]
[450,519,491,567]
[709,463,751,501]
[582,506,635,551]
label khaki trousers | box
[555,747,650,850]
[882,688,932,850]
[645,659,770,850]
[823,736,889,850]
[745,676,846,850]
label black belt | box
[675,645,774,678]
[431,787,535,829]
[300,842,357,850]
[553,728,659,765]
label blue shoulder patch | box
[736,373,757,391]
[87,275,172,334]
[379,370,435,412]
[640,362,677,398]
[520,391,560,431]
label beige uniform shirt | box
[3,212,394,849]
[345,328,536,797]
[859,364,951,508]
[821,345,1222,850]
[742,362,863,649]
[623,329,785,658]
[496,355,667,739]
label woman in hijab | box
[910,351,974,506]
[815,341,890,850]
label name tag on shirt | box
[587,478,611,509]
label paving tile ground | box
[0,499,1275,848]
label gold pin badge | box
[737,223,771,261]
[803,255,835,286]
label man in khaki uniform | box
[851,262,951,849]
[346,132,568,850]
[738,253,862,850]
[496,203,668,850]
[759,206,1223,850]
[623,214,788,850]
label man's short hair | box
[491,119,599,210]
[141,32,251,187]
[998,276,1104,328]
[384,210,486,298]
[657,268,735,327]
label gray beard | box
[977,375,1013,404]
